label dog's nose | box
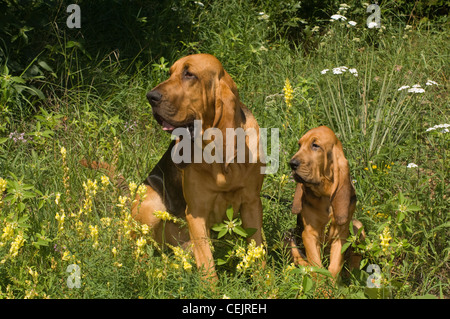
[289,159,300,171]
[146,90,162,107]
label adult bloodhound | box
[138,54,265,280]
[287,126,364,278]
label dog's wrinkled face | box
[289,126,338,186]
[146,54,224,133]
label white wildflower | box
[426,123,450,133]
[321,69,329,74]
[339,4,350,11]
[407,87,425,93]
[332,66,348,74]
[426,80,438,86]
[368,21,378,29]
[407,163,418,168]
[258,12,270,20]
[348,21,357,26]
[349,68,358,76]
[398,85,410,91]
[331,14,347,21]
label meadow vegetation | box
[0,0,448,298]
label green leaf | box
[311,267,334,278]
[397,210,405,223]
[226,206,234,221]
[18,202,26,213]
[244,228,257,238]
[302,275,313,293]
[341,242,352,254]
[218,228,227,239]
[37,60,54,73]
[217,258,227,265]
[212,224,224,232]
[233,226,248,238]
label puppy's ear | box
[292,183,304,214]
[330,142,354,226]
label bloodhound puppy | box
[139,53,265,280]
[287,126,364,278]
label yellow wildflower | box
[54,192,61,205]
[140,224,150,235]
[100,175,110,190]
[60,146,67,159]
[117,195,128,208]
[100,217,112,228]
[128,182,138,197]
[89,224,99,249]
[1,222,16,243]
[379,226,392,252]
[137,184,147,200]
[83,179,98,197]
[236,240,265,272]
[135,237,147,258]
[55,210,66,232]
[0,178,7,208]
[153,210,184,224]
[282,78,294,108]
[28,267,39,283]
[169,245,193,271]
[112,247,118,258]
[62,251,71,261]
[9,232,25,258]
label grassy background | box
[0,0,448,299]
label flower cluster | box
[81,179,98,215]
[379,226,392,252]
[169,244,193,271]
[8,232,26,259]
[60,147,71,198]
[330,4,357,27]
[100,175,110,190]
[398,80,438,94]
[236,240,266,272]
[321,66,358,77]
[89,224,99,249]
[282,78,294,108]
[426,123,449,133]
[0,178,7,209]
[0,217,27,263]
[8,131,32,144]
[153,210,184,225]
[134,237,147,259]
[55,210,66,233]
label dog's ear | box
[330,142,354,226]
[292,183,304,214]
[213,70,241,171]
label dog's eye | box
[184,70,197,80]
[311,143,320,150]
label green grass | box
[0,0,449,299]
